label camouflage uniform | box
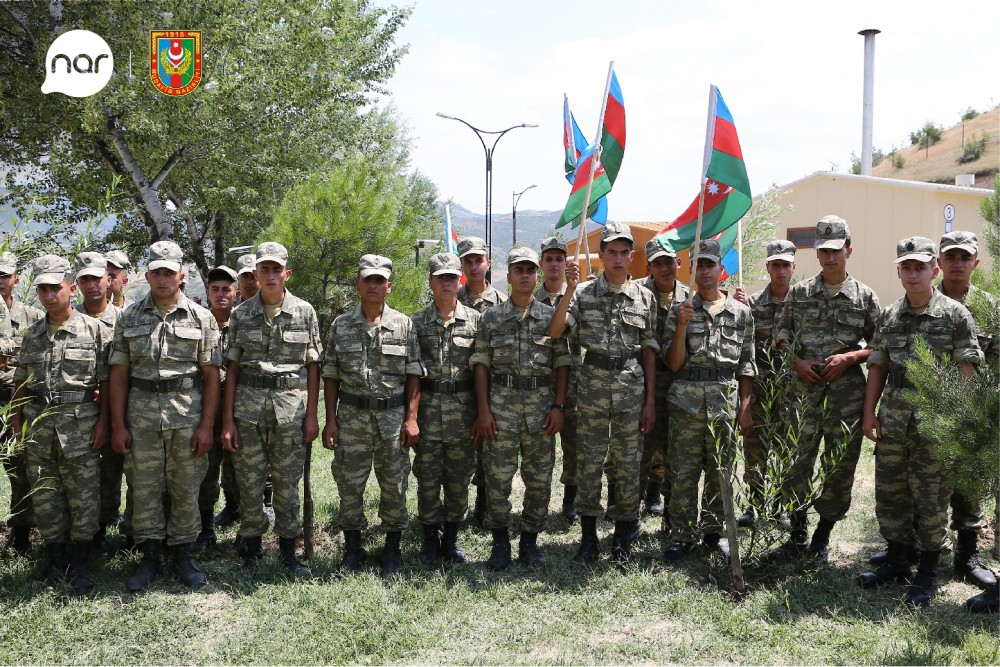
[199,310,232,517]
[458,283,508,314]
[744,283,785,502]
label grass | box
[1,433,998,664]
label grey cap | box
[814,215,850,250]
[359,254,392,278]
[896,237,936,264]
[645,237,675,262]
[147,241,184,272]
[694,239,722,264]
[104,250,131,270]
[507,247,540,267]
[0,252,18,275]
[600,222,633,244]
[75,251,108,279]
[766,239,797,263]
[207,265,238,282]
[457,236,488,258]
[236,253,256,275]
[256,241,288,266]
[939,230,978,255]
[539,237,567,254]
[33,255,71,286]
[428,253,462,277]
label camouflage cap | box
[256,241,288,266]
[507,247,540,267]
[766,239,797,263]
[814,215,850,250]
[939,230,978,255]
[457,236,488,258]
[539,237,567,255]
[147,241,184,272]
[600,221,633,244]
[75,251,108,279]
[236,253,256,275]
[207,265,238,282]
[693,239,722,264]
[645,237,676,262]
[895,236,936,264]
[0,252,18,275]
[428,252,462,277]
[104,249,131,270]
[33,254,71,286]
[359,254,392,278]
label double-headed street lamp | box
[436,112,538,282]
[512,184,537,246]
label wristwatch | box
[550,403,565,412]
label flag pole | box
[737,217,744,289]
[686,83,718,294]
[575,60,615,280]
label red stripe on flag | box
[657,182,732,233]
[713,117,743,160]
[569,154,606,196]
[603,96,626,147]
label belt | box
[491,374,550,390]
[583,351,639,371]
[0,387,12,402]
[420,378,474,394]
[31,387,96,406]
[676,366,735,381]
[886,370,914,389]
[240,370,303,390]
[338,390,405,410]
[130,374,201,393]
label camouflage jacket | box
[458,283,507,314]
[639,276,690,381]
[747,284,786,377]
[226,290,321,425]
[535,282,583,366]
[76,301,122,334]
[0,298,44,390]
[934,282,998,366]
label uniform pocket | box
[124,324,154,359]
[61,346,96,382]
[489,333,516,366]
[165,326,202,361]
[281,329,310,361]
[685,322,707,355]
[380,343,408,376]
[718,325,742,361]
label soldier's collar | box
[34,309,86,337]
[807,272,858,298]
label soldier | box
[322,254,423,577]
[456,236,508,526]
[661,240,755,563]
[0,250,43,556]
[234,253,260,307]
[411,253,480,565]
[104,250,132,308]
[222,243,320,577]
[769,215,880,564]
[858,236,981,607]
[109,241,222,592]
[535,236,581,522]
[12,255,110,595]
[739,240,796,527]
[471,247,570,570]
[549,222,659,566]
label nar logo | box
[41,29,114,98]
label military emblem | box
[906,241,915,251]
[150,30,202,96]
[825,225,832,235]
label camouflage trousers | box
[232,407,305,540]
[3,444,35,529]
[413,436,475,525]
[198,414,240,514]
[875,415,951,551]
[950,490,984,532]
[98,447,125,525]
[576,394,643,522]
[482,408,555,533]
[128,424,207,546]
[332,404,408,532]
[667,402,737,543]
[741,377,773,502]
[557,394,579,486]
[639,375,672,494]
[26,423,100,544]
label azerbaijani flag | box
[443,204,465,284]
[563,96,609,225]
[716,226,740,281]
[599,70,626,186]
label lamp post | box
[512,184,537,246]
[436,112,538,282]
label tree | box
[909,121,943,149]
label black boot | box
[420,523,442,566]
[441,522,467,564]
[562,485,579,523]
[473,486,487,527]
[966,581,1000,614]
[173,543,207,588]
[42,542,69,587]
[341,530,367,572]
[663,540,693,564]
[643,482,664,517]
[192,511,217,554]
[905,550,939,607]
[381,531,403,577]
[126,540,163,593]
[604,484,617,522]
[703,532,731,559]
[239,535,263,575]
[737,507,756,529]
[870,542,920,565]
[279,537,310,577]
[807,518,835,564]
[214,496,241,528]
[486,527,511,571]
[571,516,600,567]
[69,541,94,596]
[858,540,912,589]
[612,520,638,566]
[517,532,547,567]
[954,530,997,589]
[9,526,31,557]
[766,521,809,563]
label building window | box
[787,227,816,249]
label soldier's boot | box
[441,522,467,564]
[663,541,693,564]
[473,486,487,528]
[857,540,912,589]
[703,532,731,559]
[870,543,921,565]
[571,516,601,567]
[737,507,756,529]
[214,493,241,528]
[9,526,31,558]
[953,530,997,589]
[766,524,809,563]
[126,540,163,593]
[612,520,638,566]
[191,511,217,554]
[279,537,310,577]
[904,550,940,607]
[517,532,547,567]
[173,543,207,589]
[420,523,442,566]
[562,485,579,523]
[806,518,836,564]
[380,531,403,578]
[341,530,367,572]
[485,528,511,572]
[69,541,94,596]
[966,581,1000,614]
[91,524,109,561]
[643,482,664,517]
[41,542,70,587]
[239,536,264,575]
[604,484,617,522]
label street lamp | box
[436,112,538,282]
[512,184,537,246]
[414,239,441,266]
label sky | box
[381,0,1000,226]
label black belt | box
[0,387,12,402]
[338,391,405,410]
[887,370,914,389]
[420,378,474,394]
[240,370,303,390]
[583,351,639,371]
[31,387,96,406]
[676,366,735,381]
[131,374,200,393]
[492,374,550,390]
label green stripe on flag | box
[706,151,751,197]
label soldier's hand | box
[191,424,214,458]
[793,356,824,384]
[542,408,564,436]
[678,301,694,326]
[565,262,581,290]
[0,355,9,370]
[401,417,419,448]
[733,287,748,305]
[90,417,110,452]
[737,404,753,437]
[820,353,851,382]
[640,398,656,434]
[111,426,132,455]
[221,420,239,453]
[472,411,497,449]
[301,413,319,445]
[322,419,339,450]
[863,412,882,443]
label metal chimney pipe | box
[859,27,881,176]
